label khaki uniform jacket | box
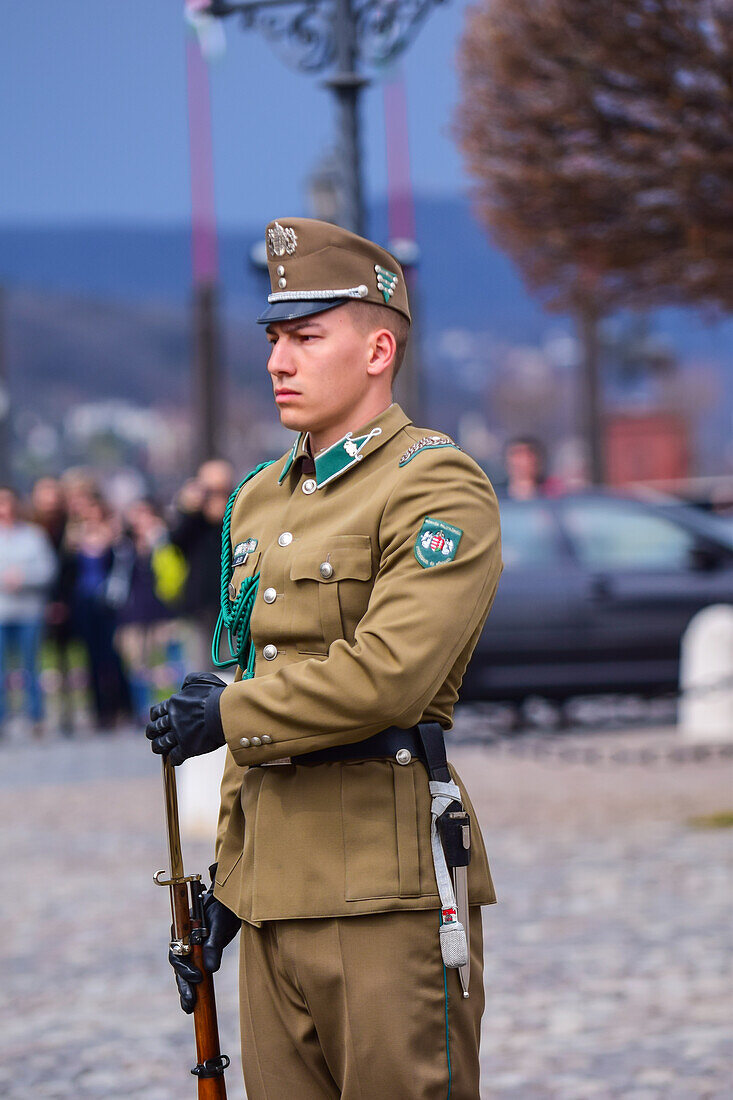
[213,403,503,925]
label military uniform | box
[205,221,502,1098]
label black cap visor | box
[256,297,349,324]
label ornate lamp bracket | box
[205,0,444,74]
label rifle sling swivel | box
[191,1054,231,1079]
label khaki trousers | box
[238,907,484,1100]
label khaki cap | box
[257,217,411,325]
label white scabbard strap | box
[429,779,469,969]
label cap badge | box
[267,222,298,258]
[375,264,398,303]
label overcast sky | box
[1,0,475,229]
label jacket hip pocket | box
[341,761,424,901]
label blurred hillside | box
[1,196,731,486]
[0,198,544,336]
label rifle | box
[154,758,230,1098]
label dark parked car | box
[462,492,733,701]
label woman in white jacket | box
[0,486,56,736]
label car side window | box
[561,499,696,570]
[500,501,564,568]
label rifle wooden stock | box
[156,760,229,1098]
[190,935,228,1099]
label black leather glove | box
[168,864,242,1014]
[146,672,226,766]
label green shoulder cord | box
[211,460,275,675]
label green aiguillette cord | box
[211,460,275,675]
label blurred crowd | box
[0,437,562,741]
[6,433,724,742]
[0,459,235,739]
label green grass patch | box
[688,811,733,830]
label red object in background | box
[186,33,218,285]
[605,413,690,486]
[384,69,417,247]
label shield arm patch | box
[414,517,463,568]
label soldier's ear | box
[365,329,396,379]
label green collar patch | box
[280,427,383,488]
[414,516,463,568]
[313,427,382,487]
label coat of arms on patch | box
[414,517,463,568]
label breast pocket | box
[289,535,372,655]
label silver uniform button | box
[278,531,293,547]
[240,737,250,748]
[261,734,272,744]
[302,478,317,495]
[319,561,334,579]
[263,644,278,660]
[395,748,412,765]
[263,587,277,604]
[251,736,262,747]
[228,582,236,600]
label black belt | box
[294,721,451,781]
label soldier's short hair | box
[347,301,410,379]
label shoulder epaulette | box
[398,436,461,467]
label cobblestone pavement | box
[1,717,731,1099]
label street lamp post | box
[327,0,367,234]
[204,0,444,235]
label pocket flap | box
[230,551,261,597]
[215,849,242,888]
[290,536,372,583]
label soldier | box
[147,218,503,1099]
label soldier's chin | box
[276,404,308,431]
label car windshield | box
[559,497,699,570]
[655,501,733,552]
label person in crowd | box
[169,459,234,670]
[66,489,131,731]
[30,476,77,734]
[110,498,186,724]
[0,486,57,738]
[502,435,565,499]
[60,469,99,531]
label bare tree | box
[455,0,733,482]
